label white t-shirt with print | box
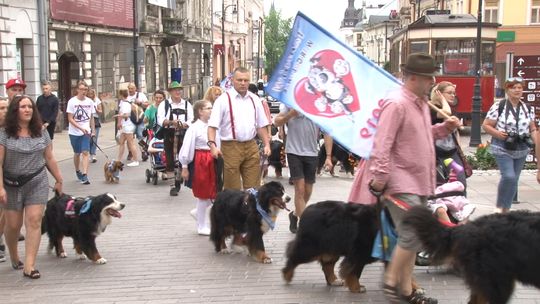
[66,96,95,136]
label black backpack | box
[130,104,145,125]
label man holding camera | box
[156,81,194,196]
[482,77,536,213]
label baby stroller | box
[145,130,168,185]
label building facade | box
[0,0,42,99]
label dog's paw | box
[219,248,233,254]
[231,244,247,254]
[329,279,344,286]
[77,254,87,260]
[59,252,67,258]
[262,257,273,264]
[95,258,107,264]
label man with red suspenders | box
[207,67,271,190]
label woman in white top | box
[116,90,139,167]
[179,100,219,235]
[87,89,102,163]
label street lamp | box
[469,0,483,147]
[221,1,237,79]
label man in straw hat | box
[358,53,460,303]
[156,81,194,196]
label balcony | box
[163,17,185,36]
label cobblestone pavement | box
[1,123,539,303]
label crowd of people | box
[0,52,539,297]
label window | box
[532,0,540,24]
[355,33,362,47]
[484,0,499,23]
[410,41,428,54]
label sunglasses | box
[506,77,523,83]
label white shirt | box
[156,98,194,128]
[119,99,135,130]
[178,120,220,168]
[208,88,270,141]
[66,96,95,136]
[127,92,148,104]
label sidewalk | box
[0,122,537,303]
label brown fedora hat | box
[400,53,440,77]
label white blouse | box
[178,119,220,168]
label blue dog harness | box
[246,188,276,230]
[64,197,92,218]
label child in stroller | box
[145,129,168,185]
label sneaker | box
[197,227,211,236]
[81,174,90,185]
[127,161,140,167]
[288,211,298,234]
[169,187,178,196]
[76,170,83,181]
[91,156,97,163]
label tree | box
[264,4,292,79]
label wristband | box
[207,140,217,147]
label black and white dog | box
[41,191,125,264]
[209,181,291,263]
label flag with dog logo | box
[266,12,401,158]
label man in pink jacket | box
[349,53,460,304]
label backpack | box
[130,103,145,125]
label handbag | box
[455,143,473,178]
[3,166,46,187]
[435,133,457,155]
[371,208,397,261]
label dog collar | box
[79,198,92,215]
[247,188,276,230]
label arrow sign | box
[517,57,525,65]
[517,70,525,77]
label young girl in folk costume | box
[179,100,219,235]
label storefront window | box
[410,41,428,54]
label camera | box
[504,131,518,150]
[519,134,535,148]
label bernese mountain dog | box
[282,200,379,293]
[209,181,291,264]
[404,206,540,304]
[41,191,125,264]
[317,141,360,177]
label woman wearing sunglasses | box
[482,77,537,213]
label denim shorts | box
[69,134,91,154]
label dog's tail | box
[402,206,454,263]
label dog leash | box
[89,135,111,161]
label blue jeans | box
[494,154,527,209]
[135,122,145,140]
[90,127,101,155]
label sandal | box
[11,260,23,270]
[402,291,438,304]
[382,283,402,304]
[23,269,40,279]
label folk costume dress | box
[179,119,218,200]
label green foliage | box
[264,4,292,78]
[466,143,497,170]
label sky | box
[263,0,397,37]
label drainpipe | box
[37,0,49,81]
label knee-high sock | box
[197,199,212,229]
